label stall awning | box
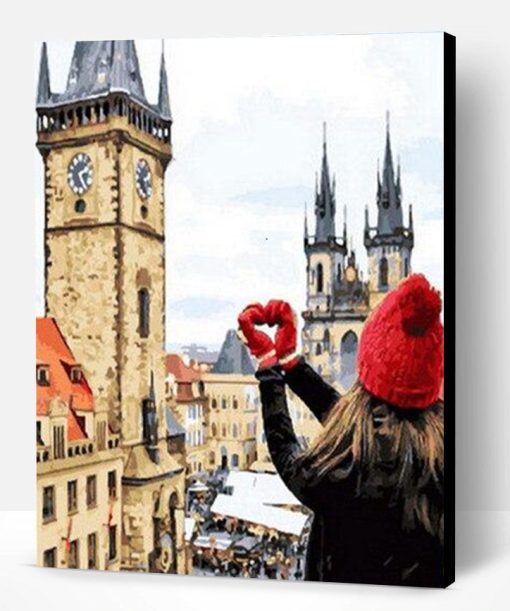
[211,494,308,537]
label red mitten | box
[264,300,300,370]
[237,303,277,369]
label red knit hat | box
[357,274,444,409]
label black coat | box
[256,359,444,587]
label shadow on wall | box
[456,63,510,571]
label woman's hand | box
[237,303,277,369]
[264,300,300,370]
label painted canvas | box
[35,33,455,587]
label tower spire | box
[158,40,172,120]
[37,42,51,106]
[314,122,335,242]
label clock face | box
[136,159,152,200]
[67,153,93,195]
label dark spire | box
[39,40,171,114]
[148,370,155,402]
[376,111,403,235]
[37,42,51,106]
[158,40,172,120]
[314,122,336,242]
[304,202,309,240]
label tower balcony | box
[305,234,347,255]
[36,93,172,160]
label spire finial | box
[158,40,172,120]
[323,121,327,149]
[37,42,51,106]
[386,109,390,134]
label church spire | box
[314,122,336,242]
[158,40,172,120]
[376,110,403,235]
[37,42,51,106]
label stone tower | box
[302,125,369,392]
[364,113,414,309]
[36,41,186,573]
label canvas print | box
[35,34,455,587]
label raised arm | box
[284,358,340,424]
[255,366,317,506]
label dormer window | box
[70,366,82,383]
[37,365,50,386]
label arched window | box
[323,329,330,352]
[211,423,217,437]
[317,263,324,293]
[379,257,389,289]
[221,398,227,409]
[231,454,239,468]
[316,343,322,356]
[233,397,238,409]
[403,257,410,278]
[211,398,217,409]
[138,288,150,337]
[340,331,358,391]
[232,424,238,438]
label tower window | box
[138,288,150,338]
[75,199,87,213]
[340,331,358,391]
[316,343,322,356]
[316,263,324,293]
[324,329,330,352]
[404,257,410,277]
[379,256,389,288]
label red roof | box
[36,318,94,440]
[166,354,201,382]
[166,353,203,402]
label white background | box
[0,0,509,608]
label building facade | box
[37,318,124,570]
[165,354,210,477]
[36,40,186,574]
[302,118,414,393]
[202,330,258,471]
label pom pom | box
[399,274,442,336]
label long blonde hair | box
[303,380,444,541]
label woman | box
[238,274,444,587]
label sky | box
[35,34,444,351]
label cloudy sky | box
[35,34,444,350]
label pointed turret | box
[37,42,51,106]
[157,41,172,120]
[376,111,404,235]
[314,122,336,242]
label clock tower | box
[36,40,186,573]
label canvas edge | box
[443,30,456,589]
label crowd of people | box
[187,469,309,580]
